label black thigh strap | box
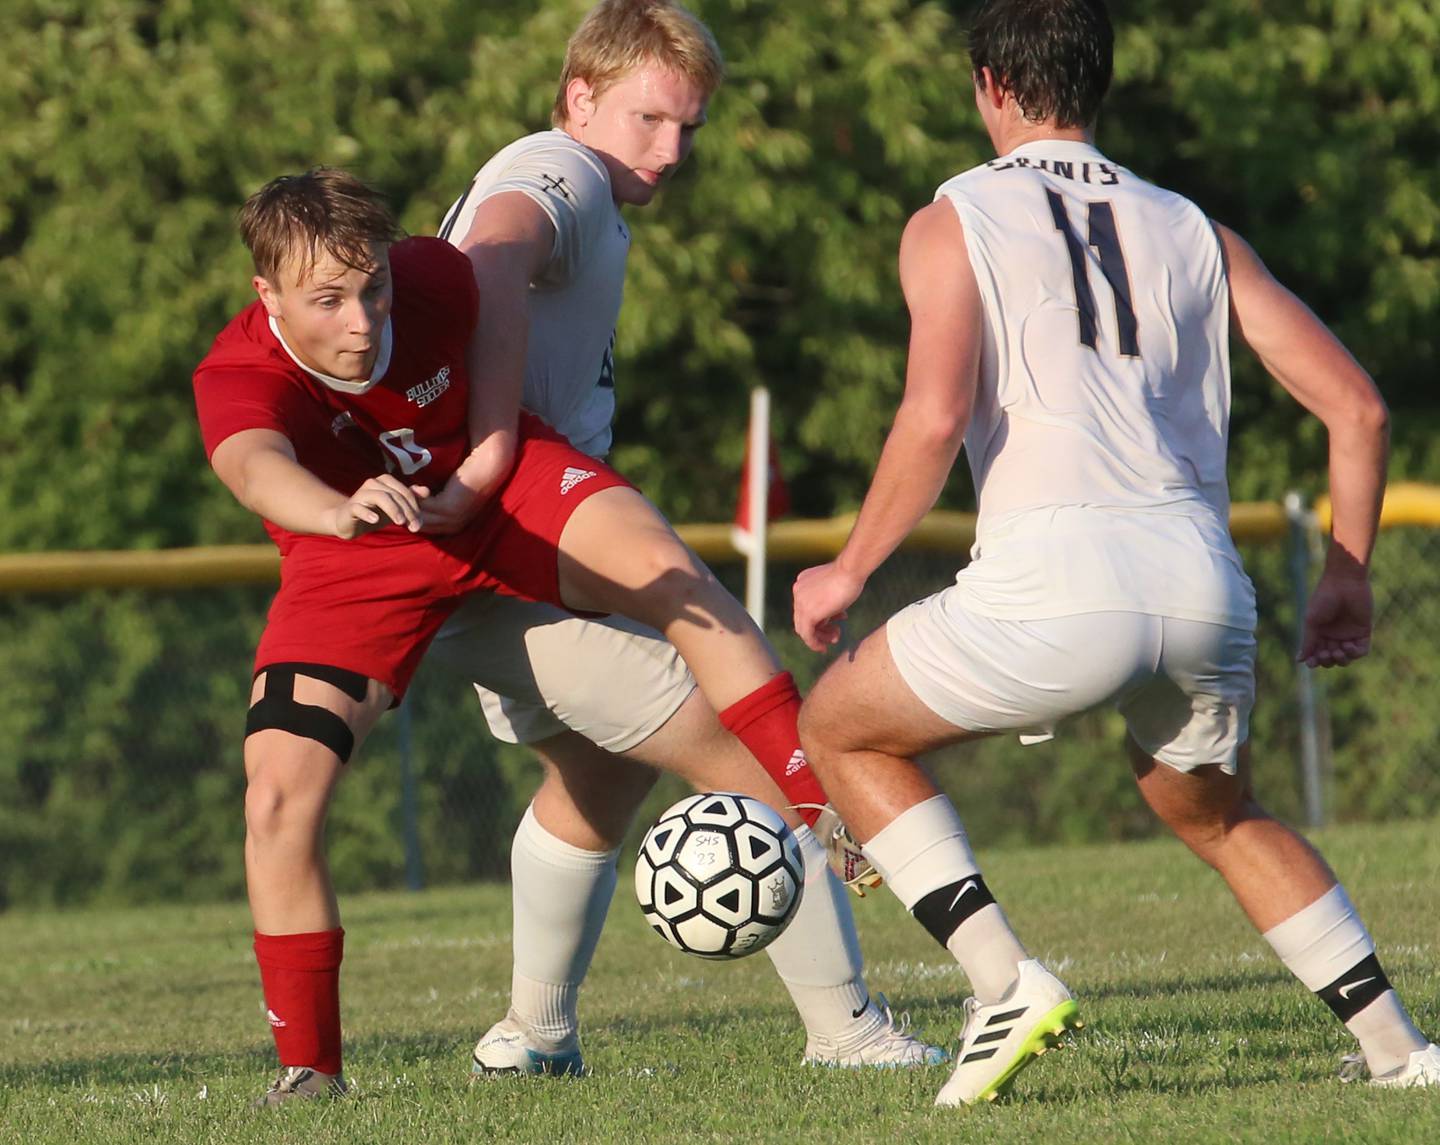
[244,664,368,764]
[259,661,369,702]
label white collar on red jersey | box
[267,315,395,394]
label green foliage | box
[7,0,1432,539]
[1,1,1437,907]
[1106,0,1440,498]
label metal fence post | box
[397,695,425,890]
[1285,491,1331,827]
[745,386,771,628]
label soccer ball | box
[635,792,804,960]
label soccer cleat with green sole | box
[934,959,1081,1107]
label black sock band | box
[911,875,998,949]
[1317,953,1391,1023]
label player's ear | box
[976,66,1006,111]
[566,77,596,127]
[253,275,283,318]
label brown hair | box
[552,0,724,128]
[968,0,1113,128]
[238,167,406,284]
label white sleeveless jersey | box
[439,131,629,457]
[938,140,1255,627]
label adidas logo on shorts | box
[560,466,598,495]
[784,749,807,777]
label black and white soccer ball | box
[635,792,804,960]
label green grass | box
[2,819,1437,1144]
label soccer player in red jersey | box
[193,168,895,1105]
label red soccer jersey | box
[193,236,477,553]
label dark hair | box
[238,167,405,283]
[967,0,1113,128]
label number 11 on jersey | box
[1047,189,1141,358]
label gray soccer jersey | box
[434,130,694,748]
[439,130,629,457]
[936,140,1255,629]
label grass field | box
[2,818,1437,1144]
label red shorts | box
[254,415,631,699]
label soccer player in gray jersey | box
[792,0,1437,1107]
[428,0,942,1075]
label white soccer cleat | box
[803,993,949,1068]
[798,804,884,895]
[934,959,1081,1107]
[1340,1042,1440,1088]
[471,1013,586,1078]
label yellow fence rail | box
[1,483,1436,594]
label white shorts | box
[886,594,1256,773]
[427,593,696,752]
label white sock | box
[1263,884,1427,1076]
[507,803,618,1045]
[764,825,871,1040]
[864,795,1028,1003]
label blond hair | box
[239,168,404,284]
[552,0,724,127]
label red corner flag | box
[734,434,791,534]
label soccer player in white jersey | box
[428,0,942,1075]
[792,0,1438,1107]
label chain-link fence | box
[2,504,1438,910]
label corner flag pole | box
[745,387,770,628]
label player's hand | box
[1298,570,1373,668]
[327,476,429,539]
[793,562,866,653]
[419,472,488,535]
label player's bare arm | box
[422,193,556,535]
[1216,223,1390,668]
[211,427,426,539]
[793,201,981,652]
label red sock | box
[253,928,345,1074]
[719,672,827,826]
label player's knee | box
[243,772,307,845]
[555,751,658,820]
[1160,792,1265,860]
[632,545,723,616]
[798,660,858,756]
[646,543,711,593]
[796,697,842,774]
[243,731,346,846]
[609,761,661,806]
[1163,812,1226,861]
